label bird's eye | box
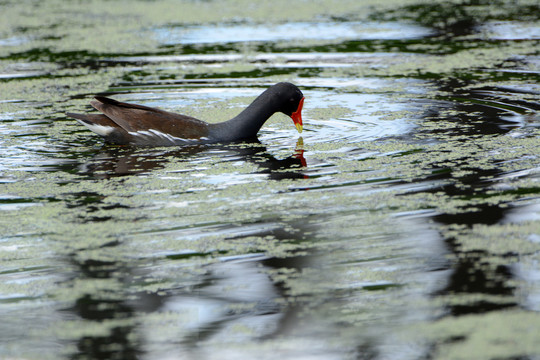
[290,97,295,102]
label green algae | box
[1,0,540,358]
[0,0,428,56]
[411,310,540,360]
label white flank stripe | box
[129,129,193,145]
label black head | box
[272,82,304,115]
[271,82,304,132]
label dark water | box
[1,1,539,359]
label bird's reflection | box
[78,138,307,181]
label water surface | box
[1,0,540,359]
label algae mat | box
[1,0,540,359]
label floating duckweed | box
[1,0,540,358]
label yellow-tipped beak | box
[291,97,304,133]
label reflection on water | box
[480,21,540,40]
[154,21,435,45]
[78,140,306,180]
[1,0,540,359]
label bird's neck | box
[208,89,278,142]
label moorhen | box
[67,82,304,146]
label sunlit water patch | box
[154,21,435,45]
[480,21,540,40]
[0,35,29,47]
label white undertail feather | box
[77,120,115,136]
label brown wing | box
[91,97,209,140]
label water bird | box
[67,82,304,146]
